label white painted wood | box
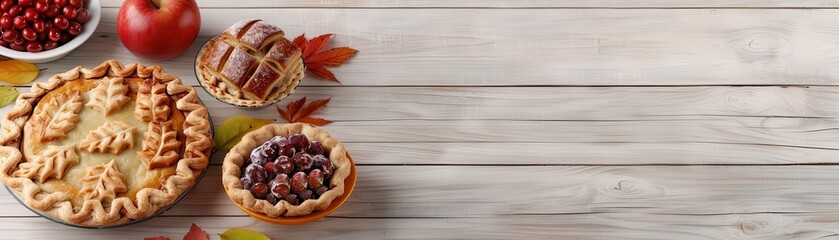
[6,166,839,239]
[22,9,839,86]
[15,85,839,121]
[99,0,839,8]
[3,213,839,240]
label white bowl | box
[0,0,100,63]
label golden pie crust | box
[0,60,212,226]
[196,19,305,107]
[222,123,351,217]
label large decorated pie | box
[196,19,304,107]
[0,60,212,226]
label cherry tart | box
[222,123,351,217]
[196,19,304,107]
[0,60,212,227]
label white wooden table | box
[4,1,839,239]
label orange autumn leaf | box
[294,34,357,83]
[276,97,333,126]
[0,60,39,85]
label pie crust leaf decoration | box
[32,89,83,142]
[79,121,136,154]
[86,77,130,116]
[134,82,171,122]
[139,121,181,169]
[79,159,127,202]
[12,144,79,183]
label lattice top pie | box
[196,19,304,107]
[0,60,212,226]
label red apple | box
[117,0,200,61]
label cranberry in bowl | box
[0,0,99,63]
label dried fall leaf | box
[219,228,271,240]
[0,60,39,85]
[184,223,209,240]
[293,34,357,83]
[214,115,274,150]
[144,237,171,240]
[276,97,333,126]
[0,86,18,107]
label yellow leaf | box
[219,228,271,240]
[0,86,18,107]
[0,60,38,85]
[214,115,274,150]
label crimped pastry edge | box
[221,123,351,217]
[0,60,212,226]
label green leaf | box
[219,228,271,240]
[214,115,274,150]
[0,86,18,107]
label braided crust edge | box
[222,123,351,217]
[0,60,212,226]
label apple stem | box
[151,0,164,9]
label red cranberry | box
[9,41,24,51]
[1,28,16,42]
[0,15,12,30]
[61,5,74,19]
[25,41,41,52]
[7,5,22,16]
[44,5,58,18]
[43,40,56,49]
[53,15,68,29]
[12,16,24,29]
[66,21,80,36]
[74,8,86,23]
[18,0,33,7]
[31,20,43,32]
[53,0,66,7]
[0,0,12,12]
[34,0,48,13]
[21,28,36,41]
[47,27,58,41]
[23,8,38,22]
[68,0,81,8]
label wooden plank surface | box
[18,8,839,86]
[2,2,839,240]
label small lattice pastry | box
[0,60,212,227]
[196,19,304,107]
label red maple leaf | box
[276,97,333,126]
[183,223,209,240]
[293,34,358,83]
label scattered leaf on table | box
[293,33,357,83]
[0,60,39,85]
[219,228,271,240]
[214,115,274,150]
[276,97,333,126]
[0,86,18,107]
[183,223,209,240]
[144,237,171,240]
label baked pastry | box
[0,60,212,226]
[196,19,304,107]
[222,123,351,217]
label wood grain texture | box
[99,0,839,8]
[5,166,839,239]
[3,213,839,240]
[19,9,839,86]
